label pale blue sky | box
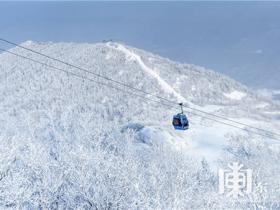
[1,1,280,89]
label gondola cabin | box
[172,113,189,130]
[172,103,189,130]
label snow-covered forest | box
[0,41,279,209]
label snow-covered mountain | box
[0,41,279,209]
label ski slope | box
[107,42,187,102]
[223,90,246,100]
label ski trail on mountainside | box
[107,42,186,103]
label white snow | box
[273,89,280,94]
[202,105,222,112]
[191,85,196,91]
[1,41,280,209]
[255,102,269,109]
[105,53,112,60]
[107,43,186,102]
[224,90,246,100]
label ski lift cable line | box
[0,48,279,142]
[0,39,175,104]
[1,40,280,139]
[1,38,279,138]
[2,40,280,140]
[0,48,176,109]
[0,49,274,140]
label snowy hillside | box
[0,41,279,209]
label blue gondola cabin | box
[172,113,189,130]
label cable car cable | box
[1,38,279,138]
[0,46,280,141]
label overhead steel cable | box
[0,48,279,142]
[1,38,279,139]
[0,38,176,104]
[0,38,280,139]
[0,48,176,109]
[1,38,280,138]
